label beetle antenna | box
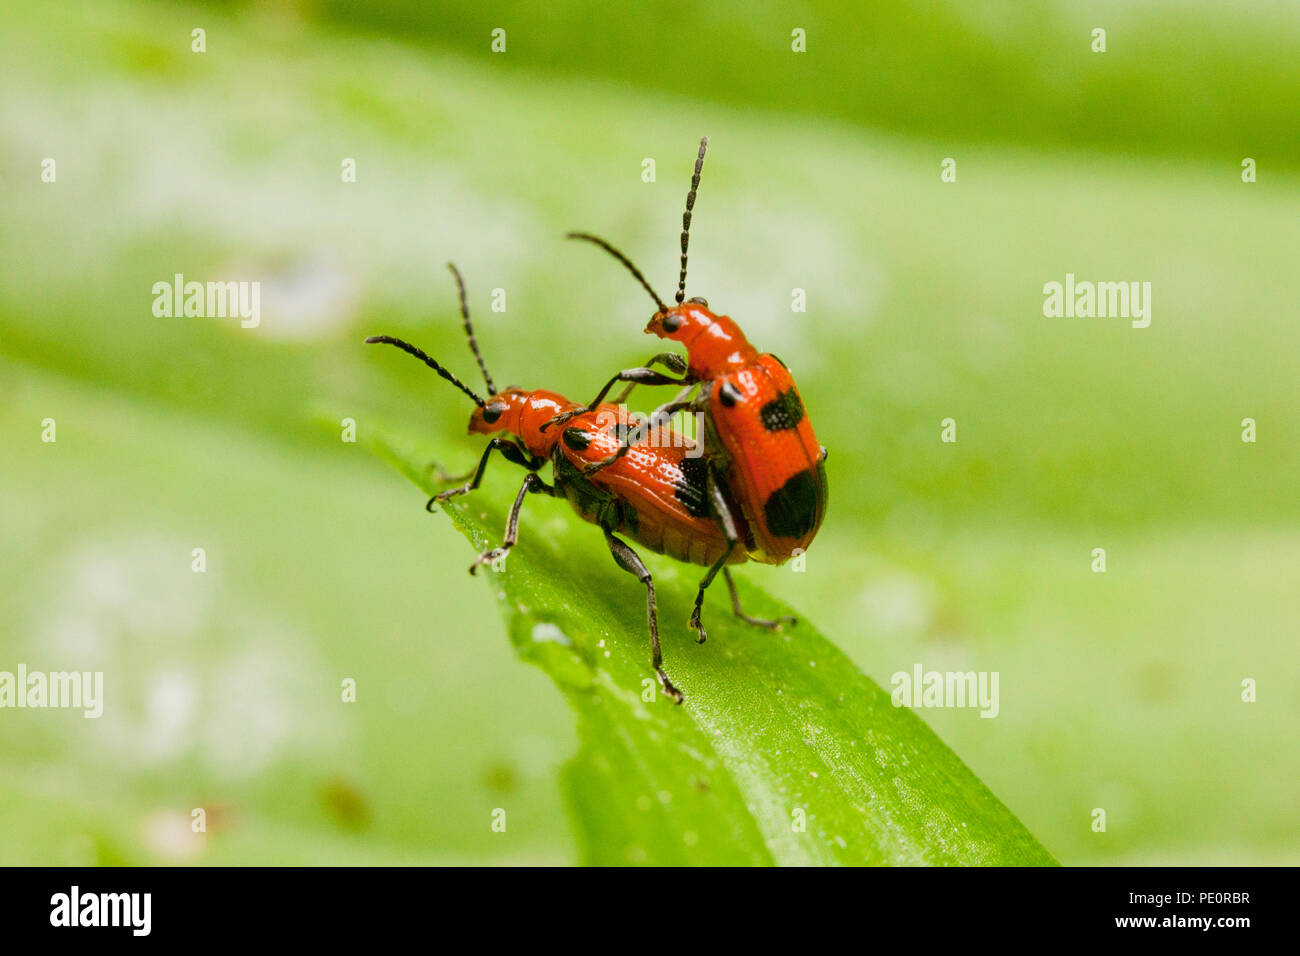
[566,232,669,314]
[446,262,496,395]
[676,136,708,304]
[364,335,485,407]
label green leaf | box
[363,419,1057,866]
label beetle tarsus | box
[688,604,708,644]
[541,407,589,432]
[657,668,685,704]
[469,547,507,575]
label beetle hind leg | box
[603,531,683,703]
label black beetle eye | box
[687,296,709,307]
[481,403,504,424]
[661,312,683,333]
[718,381,742,407]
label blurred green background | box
[2,0,1297,865]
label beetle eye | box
[481,403,505,424]
[687,296,708,308]
[661,312,683,333]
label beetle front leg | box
[428,438,545,511]
[541,354,690,433]
[609,352,689,406]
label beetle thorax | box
[648,303,758,376]
[468,388,576,459]
[679,306,758,376]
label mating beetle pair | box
[367,139,828,701]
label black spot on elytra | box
[562,427,591,451]
[763,467,822,539]
[675,456,711,518]
[759,389,804,431]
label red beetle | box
[366,264,789,701]
[553,138,828,633]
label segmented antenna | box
[446,262,495,395]
[566,232,669,314]
[676,136,708,304]
[364,335,485,407]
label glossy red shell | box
[470,393,746,568]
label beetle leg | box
[579,394,699,478]
[426,461,475,485]
[609,382,636,405]
[609,352,689,406]
[578,398,699,477]
[542,366,685,432]
[687,469,744,643]
[468,473,555,575]
[689,547,732,645]
[542,356,690,433]
[603,530,683,703]
[596,365,688,403]
[646,382,700,425]
[428,438,544,511]
[581,446,632,475]
[652,352,689,375]
[642,396,697,437]
[724,568,796,630]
